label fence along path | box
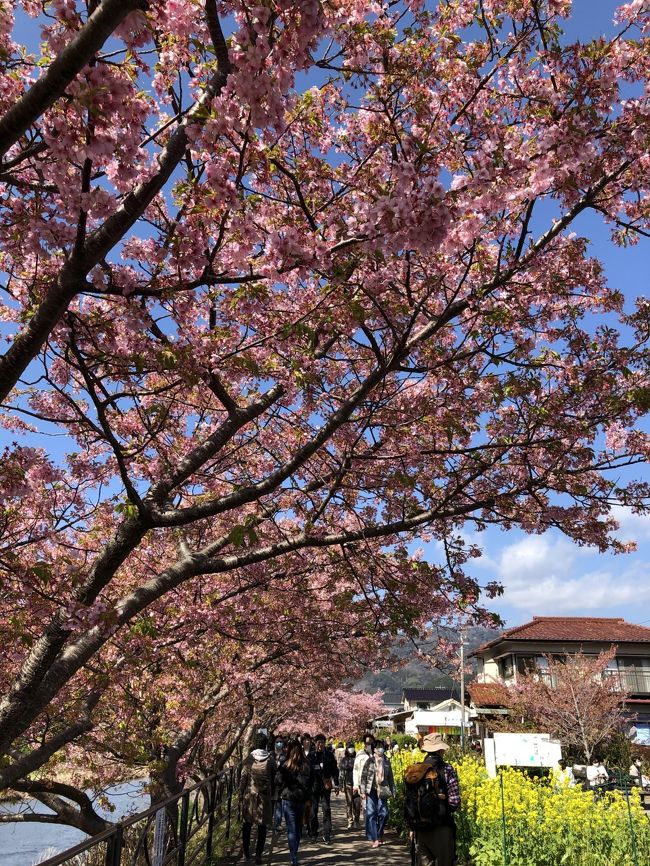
[261,794,411,866]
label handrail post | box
[104,825,123,866]
[225,768,234,840]
[206,776,218,860]
[499,772,508,866]
[178,791,190,866]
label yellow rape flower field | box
[389,749,650,866]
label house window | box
[615,658,650,694]
[516,655,537,675]
[498,655,514,680]
[516,655,549,675]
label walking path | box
[264,794,411,866]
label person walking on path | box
[339,741,361,828]
[353,734,374,794]
[353,733,375,835]
[308,732,340,843]
[360,741,395,848]
[405,733,460,866]
[275,740,314,866]
[300,734,314,831]
[273,737,287,832]
[240,734,276,864]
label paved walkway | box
[264,794,411,866]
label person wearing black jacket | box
[308,733,340,843]
[275,740,314,866]
[339,741,361,828]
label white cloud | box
[609,504,650,543]
[488,531,650,617]
[500,567,650,615]
[498,535,577,582]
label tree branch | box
[0,0,149,161]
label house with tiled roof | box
[468,616,650,742]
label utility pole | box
[459,625,466,752]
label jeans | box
[242,822,267,860]
[273,798,283,831]
[282,800,305,866]
[309,787,332,839]
[365,790,389,841]
[344,784,361,824]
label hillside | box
[356,626,499,694]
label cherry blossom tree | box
[1,554,401,831]
[0,0,649,797]
[506,649,627,762]
[278,689,386,740]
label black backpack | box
[403,761,449,830]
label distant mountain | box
[356,625,499,694]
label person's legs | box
[283,801,304,866]
[254,824,267,863]
[242,821,252,859]
[321,789,332,841]
[365,791,379,841]
[274,798,283,831]
[376,797,389,840]
[344,785,354,826]
[309,790,321,838]
[353,791,361,825]
[415,829,437,866]
[418,826,454,866]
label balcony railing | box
[515,668,650,694]
[603,668,650,694]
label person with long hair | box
[275,739,314,866]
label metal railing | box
[36,767,239,866]
[603,668,650,694]
[527,668,650,694]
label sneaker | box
[322,837,331,845]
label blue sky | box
[2,1,649,631]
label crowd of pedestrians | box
[239,731,403,864]
[240,733,460,866]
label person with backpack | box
[240,734,276,864]
[275,740,314,866]
[360,741,395,848]
[403,733,460,866]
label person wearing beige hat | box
[404,733,460,866]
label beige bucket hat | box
[421,733,449,753]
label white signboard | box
[483,733,562,777]
[404,706,472,735]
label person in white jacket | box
[352,733,375,836]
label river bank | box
[0,781,147,866]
